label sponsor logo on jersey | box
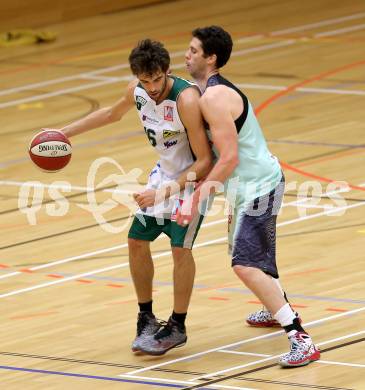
[142,114,159,125]
[163,140,178,149]
[163,129,180,139]
[149,167,159,177]
[136,96,147,106]
[164,106,174,121]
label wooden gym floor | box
[0,0,364,388]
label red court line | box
[208,297,230,301]
[326,307,348,312]
[285,268,328,276]
[104,299,136,305]
[280,161,365,192]
[256,58,365,192]
[10,311,58,320]
[199,282,238,292]
[76,279,93,284]
[247,300,308,308]
[291,304,308,308]
[20,268,34,273]
[106,283,125,288]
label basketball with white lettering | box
[29,130,72,172]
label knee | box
[232,264,255,283]
[171,247,192,264]
[128,238,147,254]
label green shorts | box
[128,213,205,249]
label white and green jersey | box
[205,74,282,206]
[134,76,197,179]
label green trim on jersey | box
[166,76,197,102]
[137,76,197,102]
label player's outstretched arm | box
[60,79,138,138]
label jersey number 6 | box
[144,127,157,147]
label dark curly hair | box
[192,26,233,68]
[129,39,170,76]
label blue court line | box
[0,365,204,389]
[49,272,365,305]
[268,139,365,149]
[54,272,207,288]
[288,293,365,305]
[220,288,365,305]
[0,130,142,168]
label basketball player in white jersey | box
[179,26,320,367]
[59,39,213,355]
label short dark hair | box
[129,39,170,76]
[192,26,233,68]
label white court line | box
[187,329,365,382]
[0,263,127,298]
[235,35,264,44]
[80,74,124,82]
[0,217,227,280]
[314,329,365,347]
[2,58,364,110]
[1,198,363,293]
[0,39,287,108]
[125,308,365,376]
[0,180,132,195]
[218,350,271,357]
[0,236,227,299]
[1,12,361,99]
[314,23,365,38]
[236,83,285,91]
[0,63,131,97]
[217,355,365,369]
[277,198,365,227]
[270,12,365,36]
[2,12,365,109]
[231,40,295,56]
[0,243,129,280]
[219,330,365,357]
[286,204,333,209]
[0,77,134,109]
[317,360,365,368]
[295,87,365,96]
[236,83,365,96]
[1,178,352,196]
[0,182,355,281]
[121,374,256,390]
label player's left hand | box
[133,189,164,208]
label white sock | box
[274,303,296,327]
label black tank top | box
[206,73,249,133]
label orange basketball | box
[29,129,72,172]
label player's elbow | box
[221,153,239,174]
[107,107,122,123]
